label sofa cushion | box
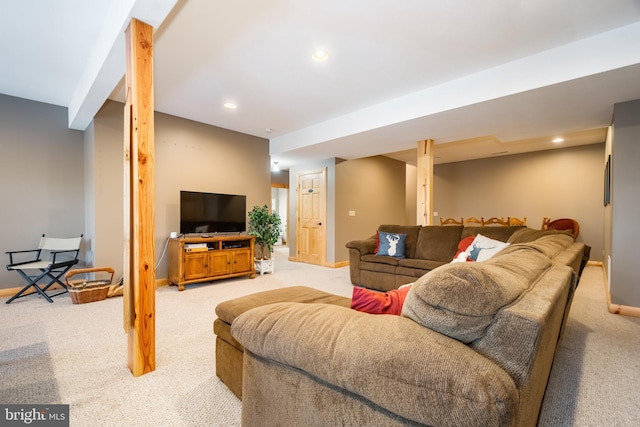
[461,225,522,242]
[506,227,573,244]
[414,225,463,262]
[233,303,519,427]
[522,234,575,259]
[215,286,350,325]
[375,231,406,258]
[360,270,398,292]
[360,254,400,266]
[396,264,446,281]
[397,258,447,271]
[470,264,573,388]
[359,261,397,278]
[378,225,421,259]
[402,246,552,343]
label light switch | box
[348,210,356,217]
[433,211,438,217]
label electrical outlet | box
[348,210,356,217]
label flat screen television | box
[180,191,247,235]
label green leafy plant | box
[248,205,281,259]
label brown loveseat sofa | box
[229,231,586,427]
[347,224,586,291]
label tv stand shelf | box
[168,235,256,291]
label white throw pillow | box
[462,234,510,262]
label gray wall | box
[609,99,640,307]
[0,94,85,288]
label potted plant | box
[248,205,281,259]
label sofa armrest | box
[346,237,377,285]
[550,242,585,276]
[345,236,377,255]
[232,303,518,427]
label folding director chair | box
[5,234,83,304]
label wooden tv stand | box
[167,235,256,291]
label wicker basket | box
[65,267,114,304]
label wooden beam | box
[124,18,156,377]
[416,139,434,225]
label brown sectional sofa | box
[226,229,587,427]
[347,224,586,291]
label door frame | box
[295,167,327,266]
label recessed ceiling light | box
[312,50,329,61]
[552,137,564,143]
[224,102,237,110]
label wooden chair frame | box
[440,217,464,226]
[464,217,483,226]
[508,216,527,226]
[483,217,508,226]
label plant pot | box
[254,243,271,260]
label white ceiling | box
[2,0,640,168]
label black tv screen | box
[180,191,247,235]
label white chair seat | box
[8,261,52,270]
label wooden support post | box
[416,139,434,226]
[124,18,156,377]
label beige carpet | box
[538,265,640,426]
[1,247,639,426]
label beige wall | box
[405,165,417,225]
[87,101,271,281]
[433,143,605,261]
[0,94,85,289]
[289,145,605,266]
[87,102,127,279]
[335,156,407,262]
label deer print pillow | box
[375,231,407,258]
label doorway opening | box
[271,185,288,247]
